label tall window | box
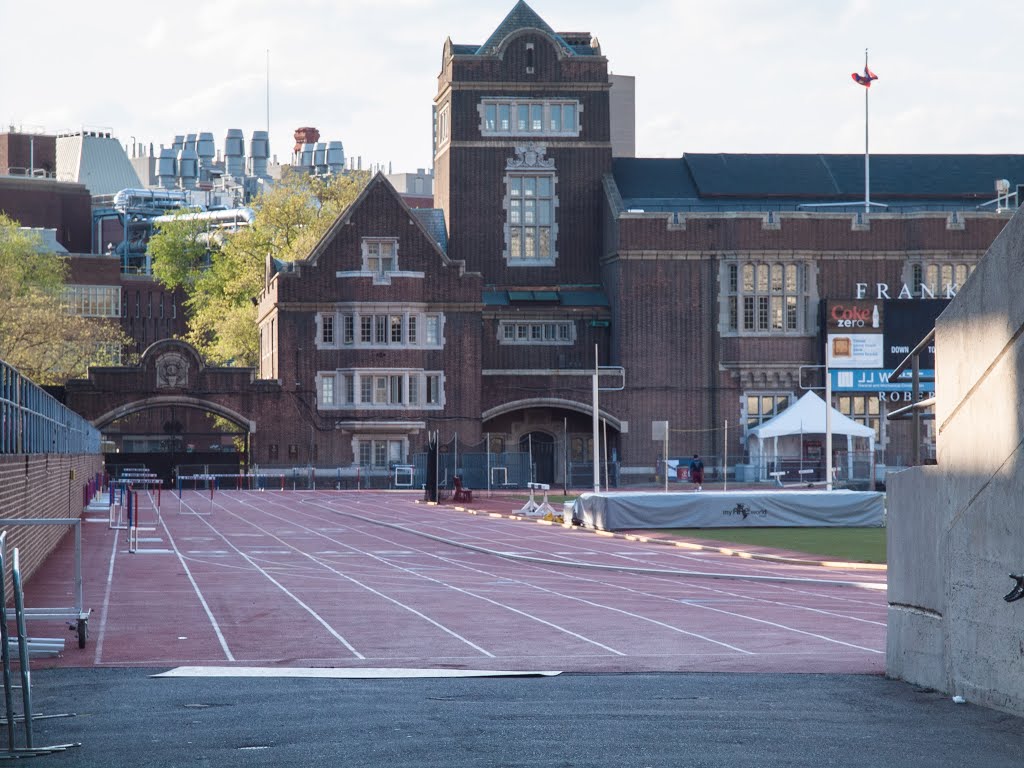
[321,315,334,344]
[320,375,334,406]
[725,261,810,335]
[507,174,555,264]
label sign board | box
[825,300,884,368]
[882,299,948,369]
[831,368,935,393]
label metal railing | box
[0,359,101,454]
[886,328,937,465]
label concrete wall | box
[887,207,1024,714]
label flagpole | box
[864,48,870,214]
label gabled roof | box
[475,0,574,56]
[304,172,454,269]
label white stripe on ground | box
[92,519,122,665]
[162,493,236,661]
[153,666,561,679]
[179,492,365,660]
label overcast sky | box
[2,0,1021,173]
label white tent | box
[746,391,875,483]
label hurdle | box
[0,537,80,757]
[0,520,91,649]
[519,482,557,518]
[177,474,216,515]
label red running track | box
[22,489,887,674]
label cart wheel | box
[77,618,88,649]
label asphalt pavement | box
[16,668,1024,767]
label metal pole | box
[663,423,669,493]
[826,359,834,491]
[74,521,83,614]
[723,420,728,491]
[864,48,870,215]
[592,344,600,494]
[486,432,491,496]
[602,417,609,491]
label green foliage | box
[149,171,370,366]
[0,214,131,385]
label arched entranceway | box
[519,431,555,485]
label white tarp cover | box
[747,391,874,440]
[573,490,885,531]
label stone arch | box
[92,395,256,433]
[481,397,621,431]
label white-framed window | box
[724,261,811,335]
[507,173,555,264]
[320,375,335,406]
[362,238,398,277]
[318,369,445,410]
[356,438,406,469]
[480,99,580,137]
[909,261,975,298]
[499,320,575,345]
[744,392,792,432]
[62,285,121,317]
[317,308,444,349]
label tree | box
[149,171,369,366]
[0,214,130,385]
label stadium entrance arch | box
[482,398,622,488]
[64,339,266,482]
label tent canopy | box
[748,391,874,441]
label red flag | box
[851,66,878,87]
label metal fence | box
[0,359,101,455]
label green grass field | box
[659,527,887,564]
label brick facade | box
[0,453,104,593]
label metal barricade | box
[0,533,79,757]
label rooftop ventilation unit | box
[326,141,345,174]
[248,130,269,178]
[224,129,245,177]
[156,146,178,189]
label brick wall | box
[0,453,104,592]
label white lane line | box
[163,497,236,661]
[267,497,626,657]
[302,500,746,655]
[213,497,495,659]
[180,498,365,659]
[92,522,122,665]
[154,666,560,679]
[675,599,883,653]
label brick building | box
[58,2,1024,485]
[253,1,1024,484]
